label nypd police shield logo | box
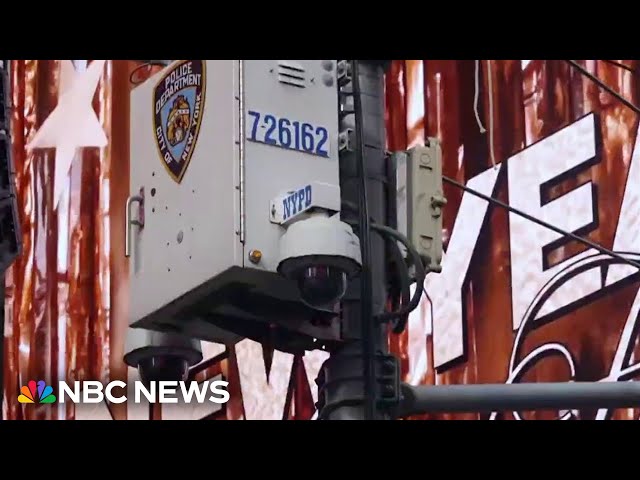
[153,60,206,183]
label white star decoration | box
[26,60,108,207]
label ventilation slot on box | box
[277,61,306,88]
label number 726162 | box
[246,110,330,158]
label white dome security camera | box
[124,328,203,385]
[277,212,362,310]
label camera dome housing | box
[124,329,203,385]
[297,265,347,310]
[136,355,191,384]
[278,213,361,310]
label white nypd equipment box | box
[126,60,350,351]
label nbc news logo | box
[18,379,229,405]
[18,380,56,404]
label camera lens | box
[137,355,190,384]
[297,265,347,309]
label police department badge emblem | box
[153,60,206,183]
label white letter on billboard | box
[508,113,601,329]
[429,165,502,369]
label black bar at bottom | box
[397,382,640,417]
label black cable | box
[386,236,411,330]
[345,217,425,332]
[341,199,412,325]
[351,60,376,420]
[566,60,640,116]
[601,60,636,74]
[342,199,425,332]
[443,175,640,271]
[370,224,426,329]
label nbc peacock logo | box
[18,380,57,404]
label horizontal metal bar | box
[397,382,640,417]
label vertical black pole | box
[0,59,9,420]
[0,58,20,421]
[316,60,391,420]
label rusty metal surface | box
[3,60,110,420]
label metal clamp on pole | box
[395,381,640,417]
[316,351,401,420]
[125,190,144,258]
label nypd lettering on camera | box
[57,380,230,405]
[282,185,313,222]
[270,182,343,226]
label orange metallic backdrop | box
[3,60,112,420]
[3,60,640,420]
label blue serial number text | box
[246,110,330,158]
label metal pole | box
[397,382,640,417]
[0,59,9,420]
[315,60,391,420]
